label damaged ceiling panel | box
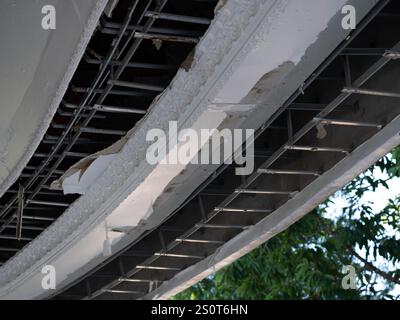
[0,0,105,199]
[51,0,400,300]
[2,0,400,302]
[0,0,219,299]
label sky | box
[325,170,400,297]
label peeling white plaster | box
[0,0,108,198]
[208,103,257,113]
[62,154,117,195]
[212,0,348,104]
[0,0,355,299]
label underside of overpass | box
[1,0,400,300]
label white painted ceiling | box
[0,0,103,196]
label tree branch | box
[350,249,400,286]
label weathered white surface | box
[0,0,377,299]
[0,0,107,198]
[213,0,348,104]
[62,154,117,195]
[146,112,400,300]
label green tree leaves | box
[175,148,400,300]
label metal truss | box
[0,0,216,264]
[50,0,400,300]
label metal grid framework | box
[0,0,217,265]
[50,0,400,300]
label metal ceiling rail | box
[133,31,199,43]
[83,55,177,70]
[312,117,382,128]
[4,225,46,232]
[0,0,143,232]
[257,169,320,176]
[49,0,398,300]
[342,86,400,98]
[96,48,398,299]
[100,25,202,38]
[0,0,207,242]
[109,79,165,92]
[71,86,153,97]
[0,206,56,211]
[198,43,397,225]
[0,235,34,241]
[144,11,211,25]
[92,104,147,115]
